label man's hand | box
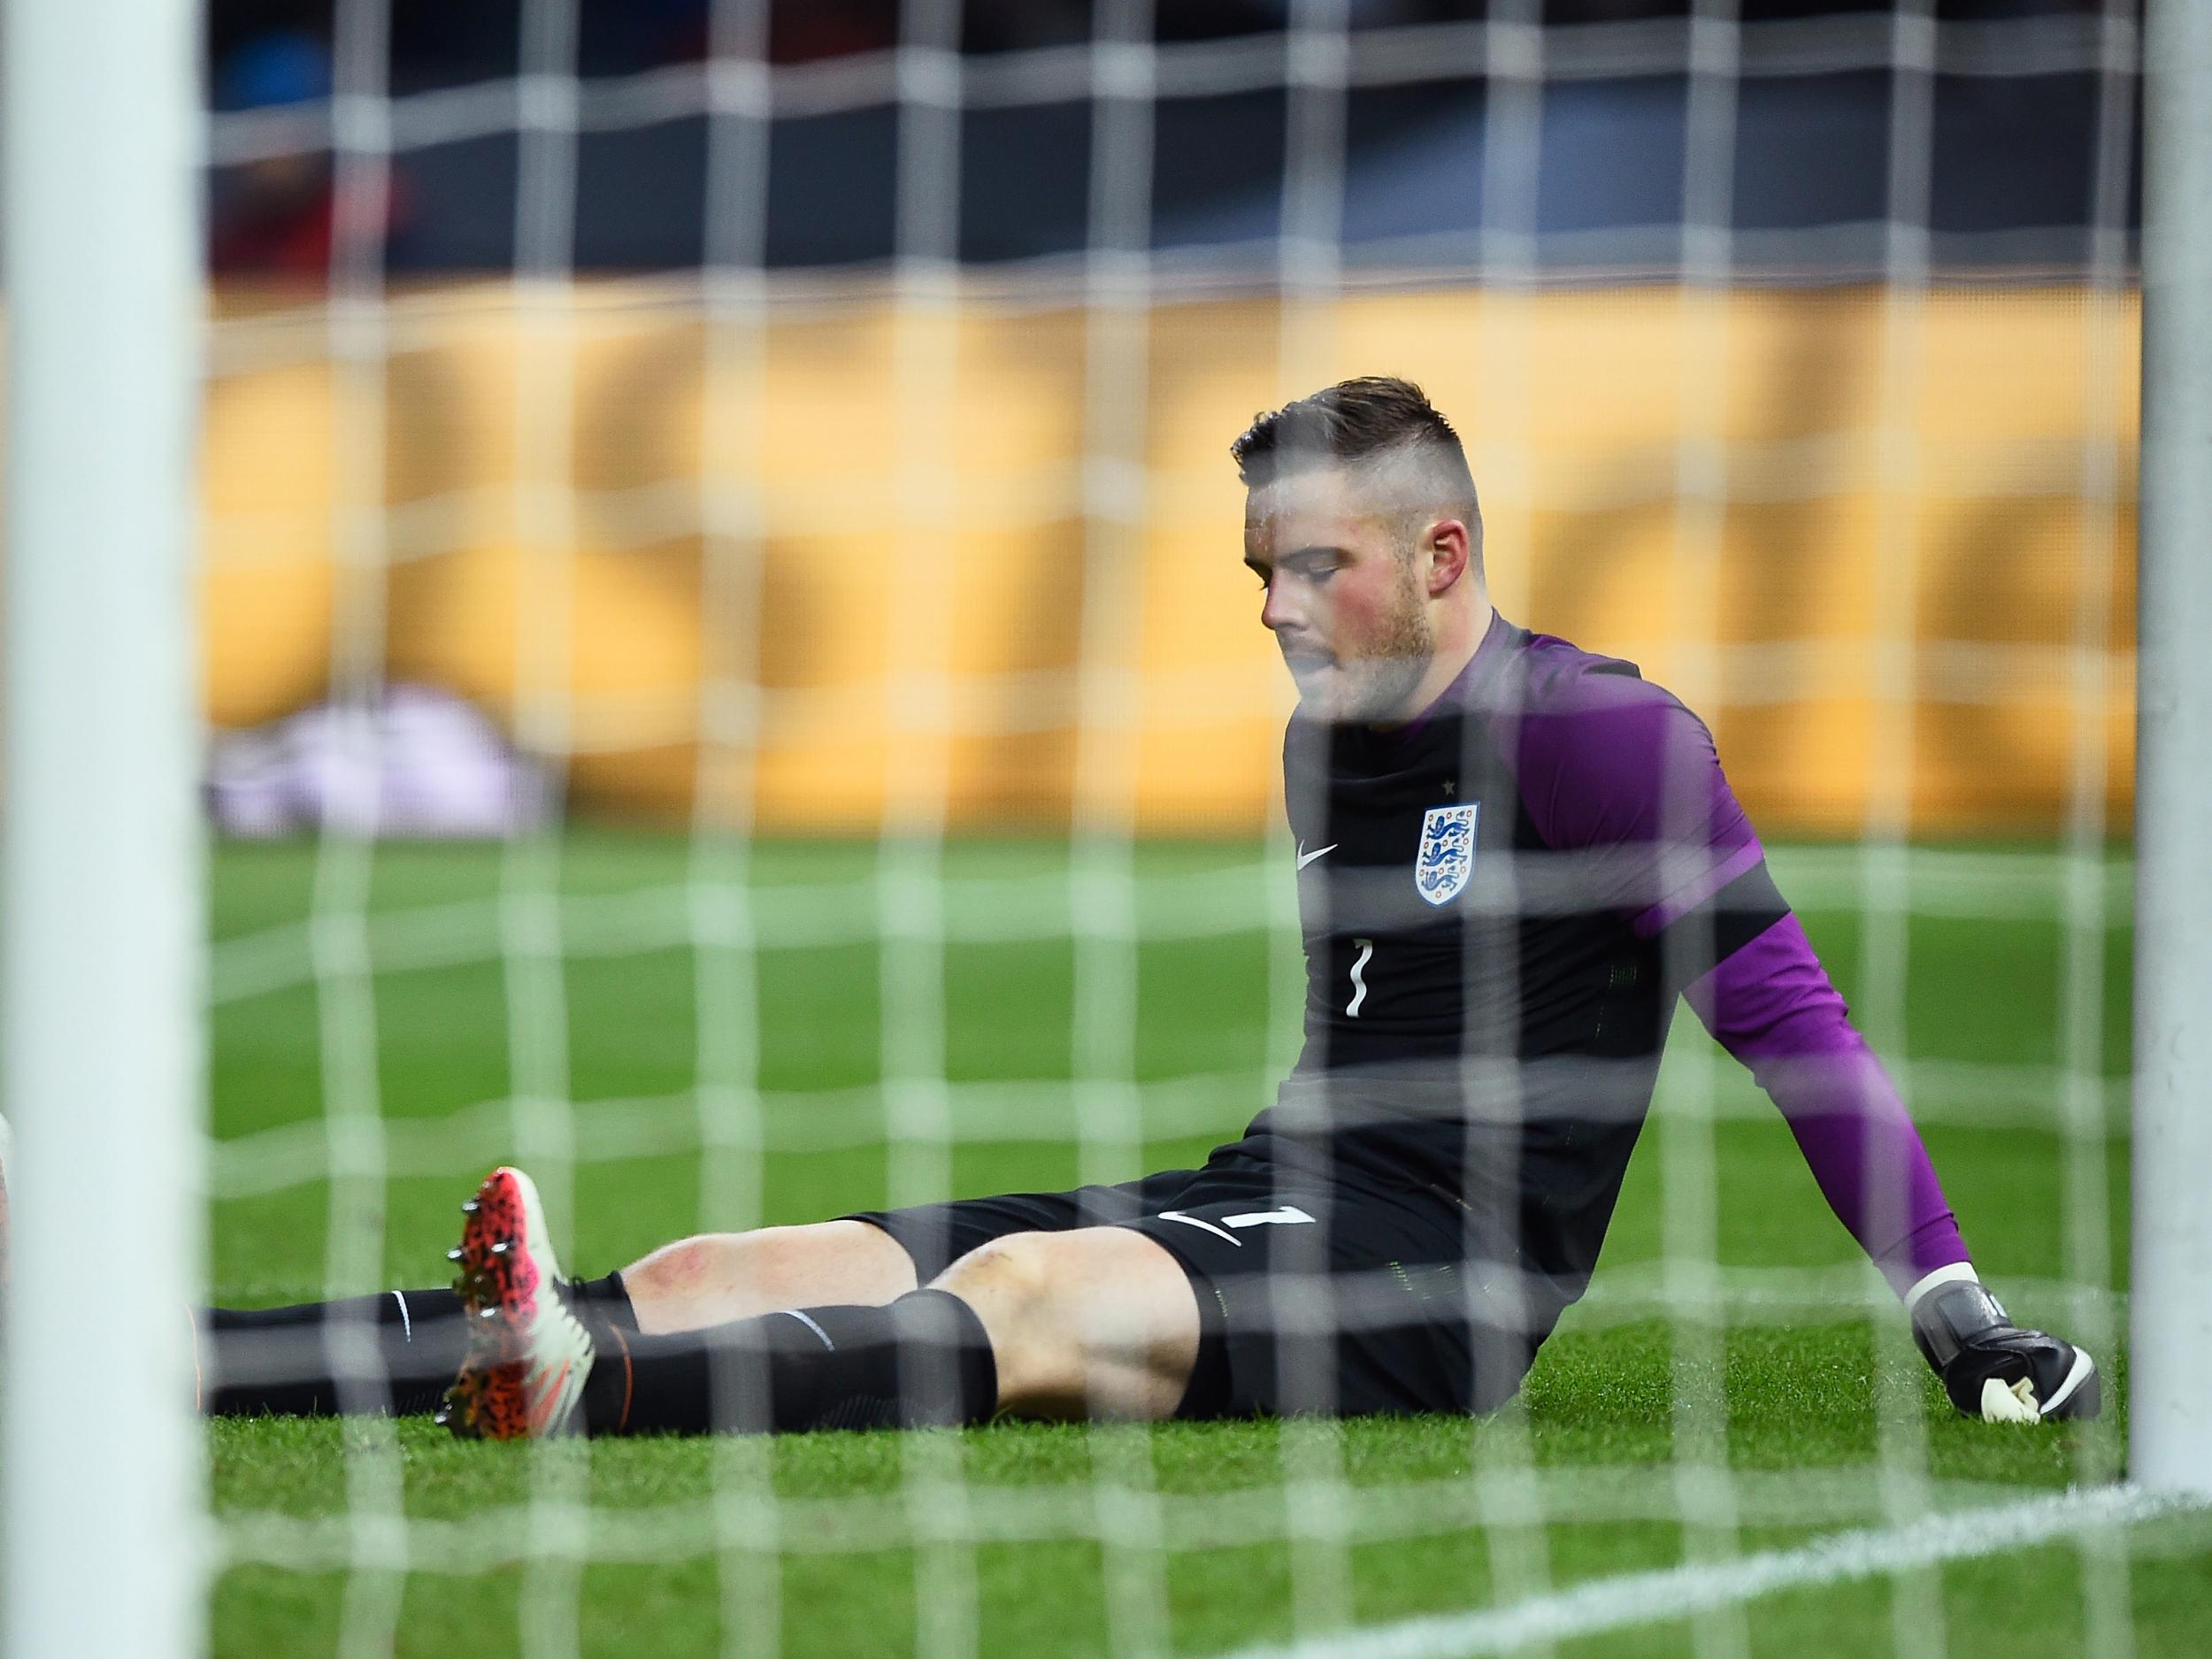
[1909,1273,2101,1423]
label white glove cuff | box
[1904,1260,1980,1313]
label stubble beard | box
[1328,565,1434,724]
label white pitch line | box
[1197,1485,2202,1659]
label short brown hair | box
[1230,377,1477,518]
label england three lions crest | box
[1415,803,1479,906]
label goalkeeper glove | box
[1909,1270,2100,1423]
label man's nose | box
[1260,578,1302,634]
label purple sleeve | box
[1685,915,1970,1298]
[1513,668,1969,1299]
[1512,673,1765,933]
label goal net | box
[162,0,2198,1655]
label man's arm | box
[1684,911,2101,1422]
[1512,667,2099,1421]
[1682,911,1966,1297]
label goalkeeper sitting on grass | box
[192,377,2099,1439]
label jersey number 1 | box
[1346,937,1374,1017]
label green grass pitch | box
[205,834,2211,1657]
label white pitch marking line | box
[1196,1485,2202,1659]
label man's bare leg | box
[610,1223,1200,1417]
[930,1227,1201,1420]
[505,1222,1204,1437]
[618,1221,918,1335]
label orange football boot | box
[439,1166,594,1439]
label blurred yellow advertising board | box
[204,280,2136,837]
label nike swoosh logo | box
[1157,1210,1243,1247]
[1296,842,1339,871]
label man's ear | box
[1423,518,1471,595]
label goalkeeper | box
[196,377,2099,1438]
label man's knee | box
[933,1230,1062,1325]
[933,1227,1199,1419]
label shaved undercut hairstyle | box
[1230,377,1481,549]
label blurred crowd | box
[211,0,2116,93]
[209,0,2126,276]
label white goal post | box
[2,2,204,1658]
[2131,0,2212,1497]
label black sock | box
[198,1289,470,1417]
[567,1270,639,1333]
[579,1289,998,1437]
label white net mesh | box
[190,3,2188,1656]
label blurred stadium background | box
[203,0,2136,839]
